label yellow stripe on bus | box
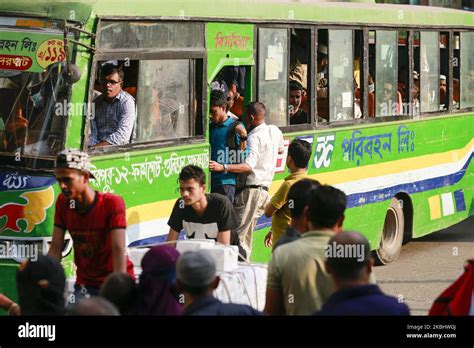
[128,139,473,224]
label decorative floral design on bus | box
[397,125,415,153]
[2,173,31,190]
[214,32,251,49]
[314,134,335,169]
[342,130,392,166]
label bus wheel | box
[375,198,404,265]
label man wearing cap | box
[48,149,134,300]
[176,250,262,315]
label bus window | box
[460,31,474,109]
[453,32,460,110]
[258,28,288,127]
[0,63,68,159]
[98,22,204,50]
[439,32,449,110]
[375,30,398,117]
[329,29,353,121]
[317,29,329,122]
[289,28,311,125]
[135,60,194,142]
[354,30,364,119]
[398,30,409,115]
[419,31,440,113]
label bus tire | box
[375,198,404,265]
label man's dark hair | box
[287,178,320,218]
[307,185,347,228]
[326,231,371,280]
[100,272,137,315]
[288,139,312,168]
[289,80,304,92]
[68,296,120,316]
[101,63,124,82]
[179,165,206,186]
[246,101,266,119]
[210,89,227,108]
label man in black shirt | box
[166,165,237,245]
[289,80,308,125]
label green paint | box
[0,0,473,311]
[0,30,67,72]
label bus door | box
[206,23,255,120]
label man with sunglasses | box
[89,63,136,147]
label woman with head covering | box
[134,245,182,315]
[16,255,66,315]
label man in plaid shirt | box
[89,64,136,147]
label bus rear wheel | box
[375,198,404,265]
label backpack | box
[428,258,474,315]
[226,120,247,193]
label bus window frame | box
[0,29,78,171]
[256,23,316,133]
[412,29,474,119]
[85,20,207,156]
[457,29,474,112]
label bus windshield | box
[0,61,68,161]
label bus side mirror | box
[63,63,81,84]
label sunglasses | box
[101,79,121,86]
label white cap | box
[318,44,328,56]
[440,75,446,81]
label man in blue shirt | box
[208,90,247,203]
[90,64,136,147]
[177,250,262,316]
[315,231,410,316]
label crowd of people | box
[0,73,471,316]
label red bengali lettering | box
[0,54,32,71]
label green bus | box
[0,0,473,309]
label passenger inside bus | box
[316,43,329,121]
[288,80,308,125]
[439,74,447,109]
[289,29,310,119]
[89,63,137,147]
[1,65,67,155]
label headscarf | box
[134,245,182,315]
[16,255,66,315]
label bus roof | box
[0,0,473,28]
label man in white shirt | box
[209,101,284,259]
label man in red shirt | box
[48,149,134,302]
